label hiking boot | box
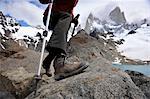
[53,53,89,81]
[43,47,66,77]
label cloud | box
[0,0,150,27]
[0,0,46,26]
[75,0,150,26]
[117,0,150,22]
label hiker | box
[39,0,89,80]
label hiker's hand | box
[49,0,52,3]
[72,17,78,27]
[71,14,80,27]
[39,0,52,4]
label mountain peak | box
[109,6,126,25]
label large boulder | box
[0,91,16,99]
[0,30,147,99]
[0,49,44,98]
[0,67,35,99]
[0,49,41,72]
[26,30,146,99]
[125,70,150,98]
[26,57,146,99]
[67,30,120,62]
[0,39,25,61]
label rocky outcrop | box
[0,11,43,51]
[0,91,16,99]
[0,67,35,99]
[84,13,94,34]
[0,38,46,98]
[27,60,146,99]
[27,61,146,99]
[0,39,25,63]
[26,30,146,99]
[109,6,126,25]
[0,30,147,99]
[68,30,120,62]
[0,49,44,98]
[125,70,150,98]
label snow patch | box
[117,27,150,61]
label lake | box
[112,64,150,77]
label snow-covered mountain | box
[0,11,76,51]
[1,6,150,63]
[84,5,150,62]
[0,11,20,39]
[117,27,150,61]
[0,11,48,51]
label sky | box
[0,0,150,27]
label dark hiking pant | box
[42,11,72,69]
[43,11,72,54]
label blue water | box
[112,64,150,77]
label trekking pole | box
[71,14,80,37]
[34,0,53,95]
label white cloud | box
[0,0,150,27]
[74,0,150,27]
[0,0,46,26]
[117,0,150,23]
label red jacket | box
[40,0,78,16]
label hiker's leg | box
[42,12,70,77]
[43,12,71,77]
[45,12,89,80]
[42,48,56,77]
[42,12,59,77]
[46,12,72,53]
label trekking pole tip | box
[34,74,42,81]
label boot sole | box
[54,64,89,81]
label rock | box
[0,91,15,99]
[0,39,25,59]
[0,30,147,99]
[109,6,126,25]
[26,57,146,99]
[128,30,136,35]
[0,49,47,99]
[89,30,99,40]
[85,13,94,34]
[0,67,35,99]
[0,49,42,73]
[125,70,150,98]
[115,39,125,45]
[125,70,144,76]
[26,30,146,99]
[68,30,120,62]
